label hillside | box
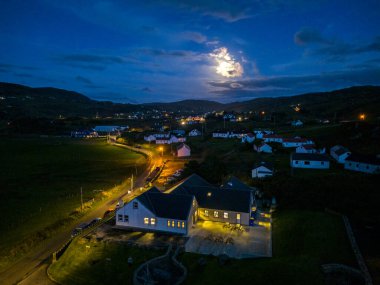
[1,82,380,120]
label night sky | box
[1,0,380,103]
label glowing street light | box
[159,146,163,156]
[359,113,366,120]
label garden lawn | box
[181,210,356,285]
[0,137,146,269]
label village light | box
[261,111,265,115]
[158,146,163,156]
[359,113,366,120]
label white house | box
[188,129,202,137]
[282,138,314,148]
[241,133,255,143]
[344,154,380,174]
[252,162,274,178]
[116,187,197,235]
[144,134,156,142]
[176,143,191,157]
[263,134,283,143]
[290,153,330,169]
[330,145,351,164]
[254,143,273,153]
[296,145,317,154]
[212,130,230,138]
[291,120,303,127]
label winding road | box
[0,143,159,285]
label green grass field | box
[48,210,355,285]
[181,210,356,285]
[0,137,146,269]
[48,238,164,285]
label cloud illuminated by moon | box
[209,47,244,78]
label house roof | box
[137,187,194,220]
[345,153,380,165]
[221,176,255,192]
[253,161,274,171]
[283,138,309,143]
[177,143,190,150]
[246,133,254,137]
[291,153,330,162]
[332,145,350,156]
[169,174,252,213]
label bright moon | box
[210,47,244,78]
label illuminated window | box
[172,220,175,227]
[224,212,229,219]
[118,214,123,221]
[192,200,196,206]
[151,218,156,225]
[207,192,212,197]
[133,202,138,209]
[204,210,209,217]
[144,218,149,224]
[167,220,171,227]
[214,211,219,218]
[177,221,181,228]
[124,215,129,223]
[182,222,185,228]
[237,213,241,220]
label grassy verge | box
[0,137,146,270]
[48,238,164,285]
[181,210,356,285]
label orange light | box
[359,114,366,120]
[261,111,265,115]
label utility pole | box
[131,174,134,192]
[80,187,83,211]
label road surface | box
[0,144,159,285]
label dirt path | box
[0,144,157,285]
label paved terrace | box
[185,220,272,259]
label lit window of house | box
[133,202,138,209]
[124,215,129,223]
[118,214,123,221]
[182,222,185,228]
[207,192,212,197]
[237,213,241,220]
[172,220,175,227]
[144,217,149,224]
[177,221,181,228]
[167,220,171,227]
[224,212,229,219]
[151,218,156,225]
[204,210,209,217]
[214,211,219,218]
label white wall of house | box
[283,140,314,148]
[296,146,316,154]
[254,144,272,153]
[144,135,156,142]
[344,161,380,174]
[330,148,351,163]
[242,135,255,143]
[198,208,250,225]
[291,159,330,169]
[213,132,229,138]
[177,146,191,157]
[252,166,273,178]
[189,129,201,136]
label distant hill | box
[1,82,380,120]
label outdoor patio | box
[185,220,272,259]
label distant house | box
[254,143,272,153]
[144,134,156,142]
[296,145,317,154]
[116,187,197,235]
[229,130,247,138]
[263,134,283,143]
[94,125,127,135]
[291,120,303,127]
[251,162,274,179]
[175,143,191,157]
[290,153,330,169]
[71,130,98,138]
[254,130,273,139]
[241,133,255,143]
[344,154,380,174]
[330,145,351,164]
[176,135,186,143]
[212,130,230,138]
[282,138,314,148]
[172,129,186,136]
[188,129,202,137]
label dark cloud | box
[0,63,39,71]
[141,87,152,92]
[137,48,194,57]
[58,54,125,64]
[208,67,380,98]
[295,29,380,61]
[181,31,207,43]
[14,73,33,78]
[76,75,93,84]
[294,28,331,45]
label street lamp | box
[159,146,163,156]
